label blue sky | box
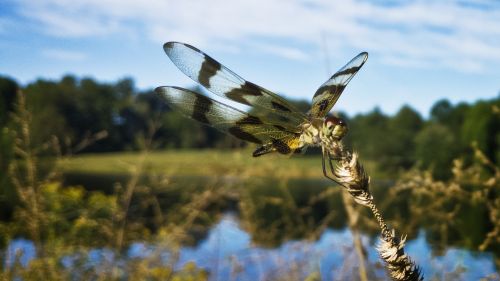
[1,0,499,117]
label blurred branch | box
[8,91,45,253]
[71,130,108,154]
[114,117,162,251]
[342,191,368,281]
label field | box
[59,149,381,180]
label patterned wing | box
[163,42,307,128]
[155,86,301,153]
[309,52,368,118]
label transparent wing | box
[155,86,301,146]
[309,52,368,118]
[163,42,307,128]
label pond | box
[5,212,499,280]
[5,174,500,280]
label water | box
[6,173,499,280]
[6,213,499,280]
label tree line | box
[1,74,498,180]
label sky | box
[1,0,499,117]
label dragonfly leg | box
[322,148,344,187]
[327,151,336,174]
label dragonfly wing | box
[163,42,307,128]
[309,52,368,118]
[156,86,301,152]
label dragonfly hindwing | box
[191,93,212,124]
[252,138,293,157]
[156,86,300,147]
[228,116,264,144]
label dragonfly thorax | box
[299,116,347,148]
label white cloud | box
[42,49,87,61]
[254,43,310,61]
[11,0,500,73]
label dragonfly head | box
[323,116,348,140]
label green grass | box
[59,148,382,179]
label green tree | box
[23,75,133,152]
[428,99,470,170]
[430,99,453,124]
[415,123,457,179]
[461,98,500,165]
[430,99,469,133]
[23,78,72,149]
[348,107,392,172]
[0,76,18,126]
[0,76,18,220]
[386,105,423,169]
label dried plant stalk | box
[330,145,423,281]
[377,231,422,281]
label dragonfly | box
[156,42,367,183]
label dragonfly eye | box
[324,116,347,139]
[324,116,340,128]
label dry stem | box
[331,146,423,281]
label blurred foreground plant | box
[387,142,499,256]
[1,92,214,280]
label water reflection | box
[177,214,498,280]
[33,173,498,279]
[6,213,498,280]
